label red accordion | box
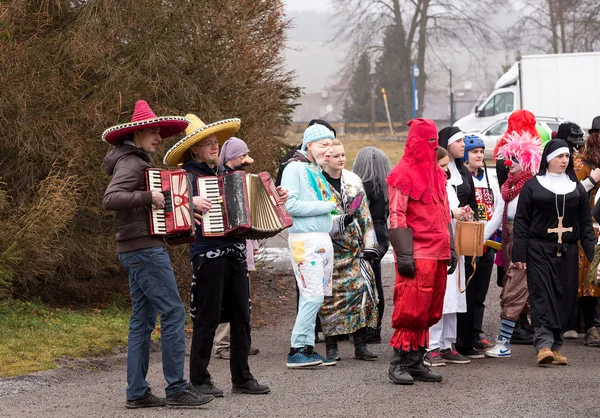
[146,168,195,244]
[196,171,292,239]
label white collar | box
[536,172,576,195]
[448,161,464,186]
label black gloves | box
[343,213,355,228]
[448,224,458,274]
[362,248,381,261]
[388,228,415,278]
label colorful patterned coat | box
[574,155,600,297]
[319,169,380,336]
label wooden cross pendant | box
[547,216,573,256]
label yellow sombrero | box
[163,114,241,167]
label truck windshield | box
[480,92,514,117]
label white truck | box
[455,52,600,132]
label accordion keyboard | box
[197,177,224,234]
[147,169,167,234]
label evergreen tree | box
[343,52,373,123]
[373,25,411,125]
[0,0,299,301]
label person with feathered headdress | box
[493,110,540,188]
[512,139,595,366]
[483,131,542,359]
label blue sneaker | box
[485,336,511,358]
[286,350,323,368]
[307,349,337,367]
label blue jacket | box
[281,157,336,234]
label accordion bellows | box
[197,171,292,239]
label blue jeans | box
[118,246,187,400]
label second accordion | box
[196,171,292,239]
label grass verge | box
[0,300,131,377]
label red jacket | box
[389,185,450,260]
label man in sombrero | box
[102,100,214,409]
[164,115,286,396]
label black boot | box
[325,336,341,361]
[366,327,382,344]
[406,347,442,382]
[388,349,414,385]
[520,314,535,335]
[510,316,534,345]
[353,328,378,361]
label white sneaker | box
[562,330,579,339]
[485,337,511,358]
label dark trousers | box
[472,249,495,340]
[189,255,253,385]
[568,296,599,332]
[370,259,385,328]
[457,249,495,350]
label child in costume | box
[492,110,541,344]
[320,140,380,362]
[427,147,470,367]
[483,131,542,358]
[462,135,501,351]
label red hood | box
[387,119,447,203]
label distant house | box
[422,88,486,123]
[292,84,348,123]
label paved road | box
[2,257,599,418]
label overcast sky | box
[282,0,510,96]
[284,0,332,12]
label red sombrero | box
[102,100,190,145]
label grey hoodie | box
[103,144,164,253]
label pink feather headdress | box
[497,131,543,175]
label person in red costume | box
[386,119,458,385]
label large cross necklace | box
[547,193,572,256]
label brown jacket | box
[103,144,164,253]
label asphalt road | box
[2,256,599,418]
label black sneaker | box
[192,382,224,397]
[125,391,166,409]
[457,348,485,359]
[231,379,270,395]
[166,387,214,408]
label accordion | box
[196,171,292,239]
[146,168,195,244]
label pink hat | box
[102,100,189,145]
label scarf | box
[283,150,333,202]
[500,170,532,239]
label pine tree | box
[373,25,411,124]
[344,52,373,123]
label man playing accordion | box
[102,100,213,409]
[163,114,287,398]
